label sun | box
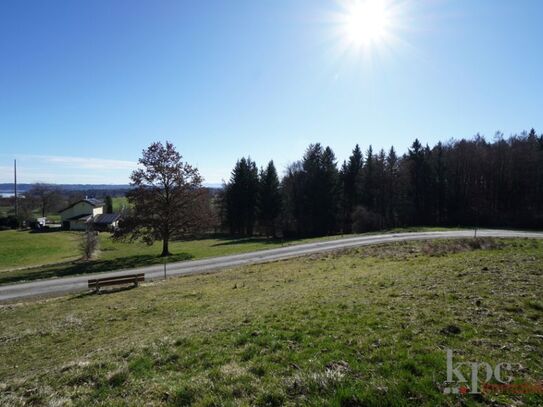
[341,0,392,48]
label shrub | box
[79,227,99,261]
[351,206,383,233]
[0,215,18,229]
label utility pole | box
[14,159,18,225]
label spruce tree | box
[300,144,340,236]
[257,161,282,237]
[359,145,375,211]
[340,144,363,232]
[385,146,399,226]
[105,196,113,214]
[225,157,259,235]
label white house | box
[59,198,120,231]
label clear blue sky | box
[1,0,542,185]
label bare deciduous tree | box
[27,183,62,217]
[80,225,99,261]
[115,141,211,256]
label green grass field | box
[0,227,456,285]
[112,196,129,212]
[0,205,10,217]
[0,239,541,406]
[0,230,81,271]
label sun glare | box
[340,0,392,49]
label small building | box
[59,198,120,231]
[93,213,121,232]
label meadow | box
[111,196,129,212]
[0,239,541,406]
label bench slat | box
[89,273,145,283]
[88,276,145,285]
[88,273,145,289]
[88,276,144,286]
[89,278,142,288]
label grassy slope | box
[0,239,541,406]
[0,230,81,271]
[0,227,455,285]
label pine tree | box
[257,161,282,237]
[385,146,399,226]
[374,149,387,221]
[281,161,305,237]
[104,196,113,214]
[320,146,340,234]
[284,143,341,236]
[340,144,363,232]
[359,145,375,211]
[433,142,447,224]
[407,139,426,224]
[301,144,324,235]
[225,157,259,235]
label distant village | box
[0,183,129,231]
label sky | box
[1,0,542,185]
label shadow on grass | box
[0,252,193,285]
[28,228,64,234]
[72,284,139,299]
[210,237,287,247]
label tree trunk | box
[161,237,171,257]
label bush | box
[79,228,99,261]
[351,206,383,233]
[0,215,18,229]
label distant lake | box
[0,191,14,198]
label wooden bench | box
[88,273,145,293]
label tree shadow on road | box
[0,252,193,285]
[210,237,287,247]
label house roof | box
[93,213,121,224]
[65,214,93,222]
[84,198,104,206]
[59,198,104,213]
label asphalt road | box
[1,229,542,302]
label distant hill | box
[0,184,131,193]
[0,183,221,193]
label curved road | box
[1,229,542,302]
